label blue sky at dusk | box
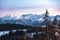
[0,0,60,18]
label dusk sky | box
[0,0,60,18]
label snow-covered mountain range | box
[0,14,60,26]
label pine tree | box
[44,9,50,25]
[53,17,60,40]
[44,9,51,40]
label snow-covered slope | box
[0,14,60,26]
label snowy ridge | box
[0,14,60,26]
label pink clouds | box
[53,8,60,14]
[0,7,60,18]
[56,8,60,13]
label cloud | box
[1,0,60,9]
[0,0,60,17]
